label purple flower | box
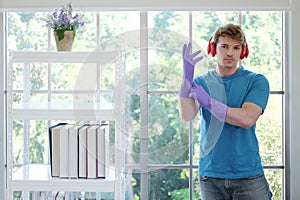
[73,13,78,20]
[67,2,73,12]
[43,2,85,31]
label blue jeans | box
[199,173,272,200]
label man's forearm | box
[178,97,199,121]
[191,84,228,122]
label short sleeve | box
[244,74,270,111]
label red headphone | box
[207,37,249,59]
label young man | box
[178,23,273,200]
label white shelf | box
[7,51,125,199]
[11,102,114,120]
[9,51,119,64]
[12,164,115,192]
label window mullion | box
[189,11,194,200]
[140,11,149,200]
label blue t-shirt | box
[194,66,270,178]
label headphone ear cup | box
[207,43,216,57]
[244,43,249,58]
[240,47,245,59]
[211,43,216,57]
[207,37,216,57]
[240,43,249,59]
[207,42,212,55]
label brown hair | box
[212,23,247,47]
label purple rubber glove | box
[179,42,203,98]
[191,83,228,122]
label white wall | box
[289,0,300,199]
[0,13,5,200]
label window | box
[6,10,285,199]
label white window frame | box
[0,0,291,11]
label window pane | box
[265,169,283,200]
[242,11,283,91]
[99,11,140,51]
[149,169,189,199]
[8,12,48,51]
[148,11,188,91]
[148,94,188,164]
[11,63,48,91]
[148,47,182,91]
[193,169,201,200]
[51,63,83,90]
[131,170,141,199]
[12,120,48,164]
[11,64,24,92]
[257,94,283,166]
[126,93,141,165]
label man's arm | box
[191,84,263,128]
[225,102,263,129]
[179,94,263,127]
[178,97,199,121]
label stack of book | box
[49,123,109,179]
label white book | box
[78,125,89,178]
[64,192,71,200]
[49,123,68,177]
[70,192,81,199]
[60,124,74,178]
[104,124,110,179]
[40,192,46,200]
[68,125,81,179]
[50,125,66,177]
[86,125,100,179]
[56,191,65,200]
[46,191,58,200]
[97,124,109,178]
[32,191,40,200]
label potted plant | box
[45,2,85,51]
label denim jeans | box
[199,173,272,200]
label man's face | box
[216,36,242,69]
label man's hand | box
[179,42,203,98]
[182,42,203,84]
[191,83,228,122]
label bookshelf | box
[12,164,115,192]
[12,101,114,120]
[6,51,126,199]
